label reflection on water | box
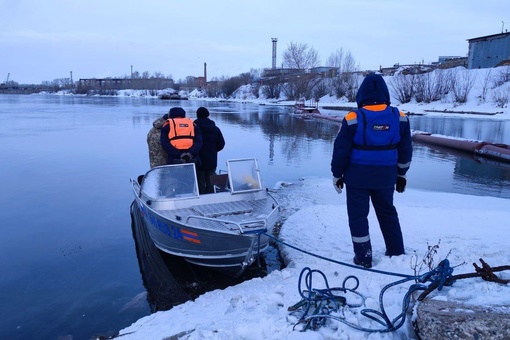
[130,201,281,312]
[410,115,510,144]
[407,115,510,198]
[1,95,509,340]
[409,143,510,197]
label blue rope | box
[265,233,457,333]
[418,259,454,290]
[264,233,413,278]
[291,264,455,333]
[290,267,365,331]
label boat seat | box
[191,200,253,218]
[210,174,229,193]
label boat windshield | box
[227,158,263,193]
[141,163,199,199]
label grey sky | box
[1,0,509,84]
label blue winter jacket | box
[331,74,412,189]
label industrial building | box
[467,31,510,69]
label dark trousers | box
[346,186,404,256]
[196,169,216,194]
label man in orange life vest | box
[160,107,203,164]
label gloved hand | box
[396,175,407,193]
[180,152,193,163]
[332,177,343,194]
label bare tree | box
[222,74,250,97]
[327,48,344,69]
[492,84,510,108]
[344,73,361,102]
[341,51,356,74]
[390,73,415,104]
[153,71,164,79]
[476,68,493,103]
[451,68,476,103]
[281,81,297,99]
[261,78,281,99]
[205,80,222,98]
[282,42,320,70]
[413,74,429,103]
[414,70,452,103]
[313,79,329,100]
[331,51,359,99]
[282,74,321,100]
[342,52,359,101]
[185,76,196,87]
[249,68,263,80]
[42,77,74,91]
[492,66,510,87]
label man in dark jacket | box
[160,107,203,165]
[331,73,412,268]
[194,107,225,194]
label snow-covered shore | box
[119,178,510,340]
[50,66,510,121]
[109,69,510,339]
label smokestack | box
[204,62,207,83]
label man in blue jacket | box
[331,73,412,268]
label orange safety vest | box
[166,118,195,149]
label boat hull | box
[133,195,273,277]
[294,99,320,115]
[294,107,320,114]
[132,159,280,277]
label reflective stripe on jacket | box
[166,118,195,149]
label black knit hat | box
[196,107,210,118]
[169,107,186,118]
[162,113,169,120]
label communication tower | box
[271,38,278,69]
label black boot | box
[353,240,372,268]
[353,256,372,268]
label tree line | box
[205,42,360,101]
[13,40,510,107]
[390,66,510,108]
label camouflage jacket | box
[147,117,168,168]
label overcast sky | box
[2,0,509,84]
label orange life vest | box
[166,118,195,149]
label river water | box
[1,94,509,339]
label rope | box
[264,233,462,332]
[264,233,413,278]
[288,267,364,331]
[418,258,510,301]
[289,263,455,333]
[269,229,510,334]
[264,233,510,333]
